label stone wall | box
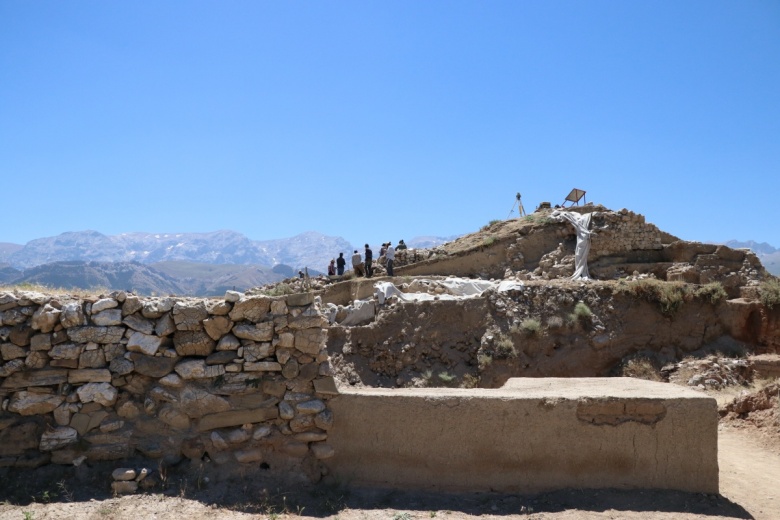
[588,209,666,257]
[0,289,337,484]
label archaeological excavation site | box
[2,204,780,505]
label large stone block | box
[325,378,719,494]
[173,301,209,331]
[196,407,279,432]
[232,322,274,342]
[9,391,65,415]
[174,330,215,356]
[228,296,271,322]
[67,327,125,344]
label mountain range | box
[0,230,454,296]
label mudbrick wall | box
[0,289,338,487]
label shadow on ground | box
[0,463,753,520]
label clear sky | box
[1,1,778,248]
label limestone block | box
[1,369,68,389]
[112,468,137,481]
[29,334,52,351]
[314,409,333,430]
[158,405,191,430]
[253,425,272,439]
[224,290,242,303]
[173,301,208,331]
[205,351,236,365]
[69,369,112,384]
[67,326,125,344]
[210,431,229,450]
[50,342,82,360]
[275,348,293,365]
[275,332,294,349]
[296,399,326,415]
[0,422,40,457]
[126,331,163,356]
[228,296,271,322]
[9,391,64,415]
[313,376,339,395]
[227,427,251,444]
[216,334,240,351]
[123,314,154,335]
[180,387,230,418]
[159,374,183,388]
[243,342,273,362]
[279,400,295,420]
[310,442,335,460]
[155,313,176,337]
[174,330,215,356]
[263,378,287,398]
[91,298,118,313]
[235,448,264,463]
[53,404,72,426]
[9,325,32,346]
[282,359,300,379]
[79,349,107,368]
[203,316,233,340]
[295,431,327,442]
[122,296,143,316]
[31,304,61,333]
[286,292,314,307]
[109,357,134,376]
[270,300,288,315]
[244,361,282,372]
[92,309,122,327]
[141,298,174,319]
[1,343,26,360]
[174,359,225,380]
[196,407,279,431]
[0,359,24,377]
[40,426,79,451]
[298,362,319,382]
[294,328,327,355]
[233,322,274,342]
[207,300,231,315]
[77,383,118,407]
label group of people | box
[328,240,407,278]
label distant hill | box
[149,261,286,296]
[0,263,21,283]
[7,230,353,272]
[11,261,185,296]
[0,242,23,263]
[407,235,460,249]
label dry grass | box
[619,356,662,382]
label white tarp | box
[551,210,593,280]
[374,277,524,304]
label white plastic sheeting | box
[551,210,593,280]
[374,277,525,304]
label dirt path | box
[718,426,780,520]
[2,426,779,520]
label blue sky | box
[1,1,778,248]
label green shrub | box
[519,318,541,337]
[616,279,691,316]
[546,316,564,329]
[694,282,727,304]
[494,335,517,359]
[477,353,493,368]
[759,277,780,309]
[481,219,502,231]
[570,301,592,323]
[482,236,496,248]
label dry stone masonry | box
[0,289,337,481]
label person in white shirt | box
[386,242,395,276]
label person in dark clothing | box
[336,252,346,275]
[364,244,373,278]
